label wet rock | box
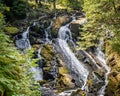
[41,87,57,96]
[115,73,120,81]
[94,69,105,80]
[52,15,72,37]
[77,50,99,71]
[71,89,86,96]
[32,44,40,49]
[69,23,82,40]
[61,74,75,88]
[29,36,44,44]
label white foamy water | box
[15,27,31,50]
[57,18,89,90]
[97,38,110,96]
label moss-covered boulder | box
[62,74,75,88]
[56,66,75,90]
[4,26,19,34]
[41,44,54,61]
[59,67,69,75]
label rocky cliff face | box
[106,51,120,96]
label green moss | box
[87,79,92,88]
[41,44,54,60]
[59,67,69,74]
[4,27,19,34]
[43,67,51,71]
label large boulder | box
[52,15,72,38]
[70,18,87,41]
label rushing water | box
[44,21,53,43]
[57,19,89,89]
[30,48,43,81]
[15,27,31,50]
[97,38,111,96]
[29,20,53,82]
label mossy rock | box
[71,89,86,96]
[62,74,75,88]
[32,44,40,49]
[56,73,75,90]
[59,67,69,75]
[43,67,51,71]
[87,79,93,88]
[4,27,19,34]
[41,44,54,60]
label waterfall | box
[15,27,31,50]
[14,14,111,95]
[44,21,53,43]
[59,89,78,96]
[57,19,89,89]
[30,47,43,81]
[30,67,43,81]
[97,38,111,96]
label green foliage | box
[1,0,27,20]
[0,11,41,96]
[58,0,70,7]
[77,0,120,52]
[58,0,83,10]
[69,0,83,10]
[110,35,120,53]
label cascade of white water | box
[71,14,76,21]
[22,27,30,38]
[97,38,111,96]
[57,18,89,89]
[59,89,78,96]
[30,67,43,81]
[15,27,31,50]
[33,22,37,26]
[30,47,43,81]
[44,21,53,43]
